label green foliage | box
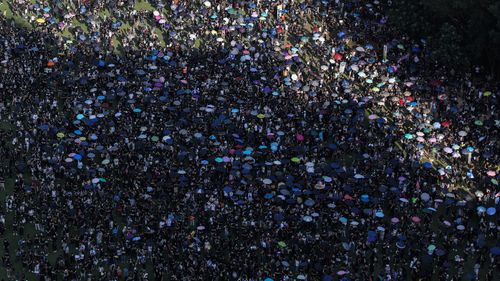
[428,23,468,68]
[388,0,500,76]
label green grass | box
[1,0,156,55]
[1,0,32,29]
[135,0,154,11]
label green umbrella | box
[151,136,159,142]
[404,133,414,139]
[474,120,483,126]
[278,241,287,248]
[492,179,498,185]
[99,178,107,183]
[291,157,300,163]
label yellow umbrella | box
[56,132,65,138]
[36,18,45,24]
[484,91,492,97]
[257,113,265,119]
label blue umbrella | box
[486,207,496,215]
[323,275,333,281]
[423,162,433,169]
[490,247,500,255]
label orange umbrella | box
[47,61,55,67]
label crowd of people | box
[0,0,498,280]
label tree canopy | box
[389,0,500,76]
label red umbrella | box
[429,79,441,87]
[411,216,421,223]
[334,53,343,61]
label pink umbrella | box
[296,134,305,141]
[428,137,437,143]
[337,270,349,276]
[487,171,496,177]
[411,216,421,223]
[416,132,424,137]
[368,114,378,120]
[416,137,425,142]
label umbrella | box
[486,207,496,215]
[443,147,453,153]
[420,193,430,201]
[411,216,421,223]
[304,199,315,206]
[490,247,500,255]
